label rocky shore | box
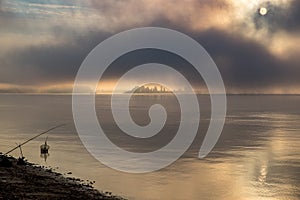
[0,154,126,200]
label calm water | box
[0,94,299,200]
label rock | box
[0,156,12,167]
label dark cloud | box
[1,30,111,85]
[2,26,299,93]
[194,29,299,89]
[254,0,300,33]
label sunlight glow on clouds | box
[0,0,299,94]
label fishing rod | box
[4,124,66,155]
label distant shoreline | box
[0,93,300,96]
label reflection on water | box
[40,153,49,162]
[0,94,299,200]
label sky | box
[0,0,299,94]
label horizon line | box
[0,92,300,95]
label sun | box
[259,7,268,16]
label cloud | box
[0,0,299,93]
[254,0,300,33]
[195,29,299,91]
[1,25,299,93]
[0,30,111,85]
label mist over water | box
[0,94,299,200]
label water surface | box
[0,94,299,200]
